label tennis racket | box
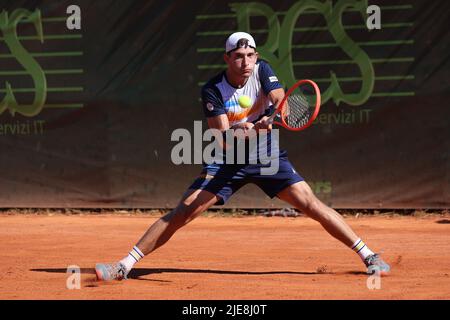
[267,79,321,131]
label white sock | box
[120,246,144,272]
[351,238,375,261]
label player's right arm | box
[207,115,253,133]
[207,114,229,132]
[202,85,254,139]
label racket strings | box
[283,91,314,129]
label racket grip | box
[267,111,278,124]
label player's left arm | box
[255,88,286,131]
[268,88,285,109]
[254,61,285,130]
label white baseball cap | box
[225,32,256,53]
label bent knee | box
[295,192,328,221]
[290,184,319,210]
[302,198,324,218]
[172,202,204,224]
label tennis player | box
[95,32,390,281]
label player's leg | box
[277,181,357,246]
[95,188,219,281]
[277,181,390,274]
[135,188,219,255]
[252,153,390,275]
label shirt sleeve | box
[258,60,283,95]
[201,84,226,118]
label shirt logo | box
[269,76,278,82]
[206,103,214,111]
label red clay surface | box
[0,213,449,300]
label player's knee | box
[292,184,317,210]
[173,202,203,224]
[300,193,325,221]
[308,201,335,225]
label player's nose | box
[242,56,249,67]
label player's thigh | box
[174,188,219,221]
[277,181,321,212]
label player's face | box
[224,47,258,78]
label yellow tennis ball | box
[238,95,252,108]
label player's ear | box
[223,53,229,64]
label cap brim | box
[226,45,256,54]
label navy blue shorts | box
[188,153,304,205]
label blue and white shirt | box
[200,60,284,165]
[201,60,282,125]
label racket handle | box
[267,110,278,124]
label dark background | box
[0,0,448,208]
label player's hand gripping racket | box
[267,79,321,131]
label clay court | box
[0,212,449,300]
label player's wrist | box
[231,122,253,130]
[230,122,255,140]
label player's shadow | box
[31,268,369,282]
[31,268,96,274]
[344,271,368,275]
[30,267,324,279]
[128,268,320,279]
[127,268,368,279]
